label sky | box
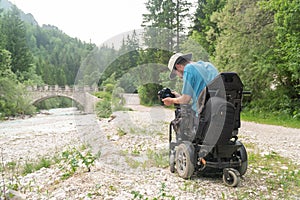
[11,0,148,45]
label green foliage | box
[0,4,93,117]
[21,157,52,175]
[94,91,112,100]
[247,88,299,114]
[95,91,112,118]
[259,0,300,104]
[212,0,275,94]
[98,34,140,86]
[131,183,175,200]
[60,147,97,180]
[180,38,210,62]
[146,148,169,168]
[1,6,33,78]
[28,24,92,85]
[0,77,36,118]
[96,99,112,118]
[22,162,34,175]
[105,83,115,93]
[246,146,300,198]
[138,83,163,106]
[142,0,191,52]
[95,81,116,118]
[117,73,138,93]
[192,0,299,116]
[111,86,132,112]
[191,0,226,55]
[241,109,300,129]
[0,0,299,119]
[34,97,73,110]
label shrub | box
[104,83,115,93]
[93,91,112,100]
[138,83,163,106]
[96,98,112,118]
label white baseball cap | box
[168,53,192,79]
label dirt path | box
[123,94,300,163]
[240,121,300,164]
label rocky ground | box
[0,103,299,199]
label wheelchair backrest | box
[196,72,244,145]
[208,72,243,129]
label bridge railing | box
[27,85,98,92]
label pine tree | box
[1,6,33,78]
[142,0,191,52]
[191,0,226,55]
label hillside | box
[0,0,38,25]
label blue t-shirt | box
[181,61,219,113]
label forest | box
[0,0,299,122]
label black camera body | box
[158,88,175,104]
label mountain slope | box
[0,0,38,25]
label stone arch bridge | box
[27,85,100,113]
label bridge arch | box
[27,85,100,113]
[31,94,84,110]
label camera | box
[158,88,175,104]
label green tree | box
[138,83,163,105]
[26,24,93,86]
[212,0,275,97]
[1,6,33,78]
[0,49,15,79]
[99,31,141,88]
[260,0,300,104]
[142,0,191,52]
[191,0,226,55]
[0,49,35,118]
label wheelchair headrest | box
[208,72,243,96]
[197,72,243,114]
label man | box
[162,53,218,113]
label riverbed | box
[0,108,102,163]
[1,106,299,199]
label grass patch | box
[241,110,300,129]
[117,128,127,137]
[22,157,52,175]
[146,148,169,168]
[131,182,175,200]
[125,157,141,169]
[123,148,169,169]
[243,142,300,198]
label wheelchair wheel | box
[223,168,240,187]
[236,141,248,175]
[175,143,194,179]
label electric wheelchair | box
[159,72,248,187]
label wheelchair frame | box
[168,72,248,187]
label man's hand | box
[162,97,174,106]
[172,91,181,98]
[162,94,192,106]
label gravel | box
[0,104,299,199]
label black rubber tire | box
[236,141,248,175]
[223,168,240,187]
[175,143,194,179]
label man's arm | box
[162,94,191,106]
